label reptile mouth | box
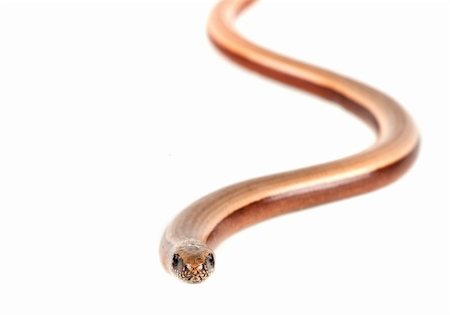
[177,265,211,283]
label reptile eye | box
[172,254,180,270]
[206,253,215,270]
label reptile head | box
[171,242,215,283]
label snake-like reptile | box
[160,0,420,283]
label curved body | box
[160,0,419,283]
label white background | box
[1,0,449,314]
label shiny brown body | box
[160,0,420,283]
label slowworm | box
[160,0,420,284]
